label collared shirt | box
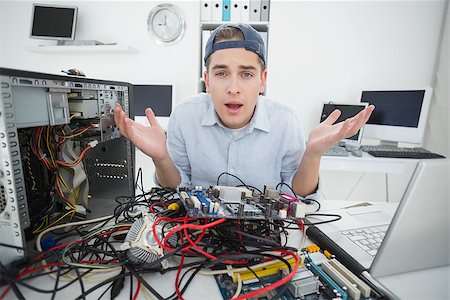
[165,93,317,196]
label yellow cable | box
[58,171,79,206]
[45,126,56,168]
[33,210,76,234]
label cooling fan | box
[120,213,177,269]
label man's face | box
[204,48,267,129]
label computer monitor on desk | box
[360,88,432,146]
[131,84,173,130]
[320,102,368,145]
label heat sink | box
[122,214,177,269]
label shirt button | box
[229,168,234,173]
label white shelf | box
[26,44,140,54]
[201,22,269,31]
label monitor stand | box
[377,140,400,148]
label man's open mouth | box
[225,103,243,109]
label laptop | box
[308,158,449,274]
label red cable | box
[233,250,300,300]
[180,216,248,265]
[162,218,226,248]
[132,280,141,300]
[175,253,185,300]
[149,201,170,214]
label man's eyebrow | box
[211,64,258,70]
[239,65,257,70]
[211,64,229,70]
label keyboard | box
[362,145,445,159]
[341,224,389,257]
[323,145,349,157]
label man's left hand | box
[306,105,375,156]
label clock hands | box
[157,13,167,26]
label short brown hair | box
[205,27,266,72]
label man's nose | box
[226,75,241,95]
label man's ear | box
[259,69,268,94]
[204,70,210,93]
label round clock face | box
[147,4,185,45]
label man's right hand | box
[114,104,168,161]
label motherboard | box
[178,185,306,220]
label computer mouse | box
[351,149,363,157]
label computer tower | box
[0,68,134,267]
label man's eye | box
[242,72,253,78]
[215,72,226,76]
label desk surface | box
[2,200,442,300]
[1,200,347,300]
[320,152,418,173]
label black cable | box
[276,182,297,196]
[276,182,321,210]
[169,263,205,300]
[235,184,263,194]
[129,271,133,300]
[74,263,86,300]
[245,266,262,283]
[50,257,62,300]
[216,172,261,193]
[0,261,25,300]
[96,281,114,300]
[14,265,94,293]
[73,270,153,300]
[304,213,342,225]
[223,228,280,246]
[308,198,321,212]
[254,252,292,300]
[127,265,164,300]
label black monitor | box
[131,84,174,130]
[360,88,432,145]
[320,102,368,144]
[30,4,78,41]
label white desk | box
[3,200,446,300]
[319,153,419,202]
[320,152,418,174]
[1,200,349,300]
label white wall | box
[1,0,446,201]
[267,1,446,202]
[424,3,449,157]
[267,1,445,135]
[0,1,201,106]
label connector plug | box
[88,140,99,148]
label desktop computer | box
[360,88,445,158]
[0,68,135,268]
[360,88,432,146]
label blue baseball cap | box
[204,23,266,65]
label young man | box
[114,23,374,197]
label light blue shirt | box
[165,93,317,197]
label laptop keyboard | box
[341,224,389,257]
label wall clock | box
[147,4,185,45]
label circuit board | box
[214,253,381,300]
[214,271,338,300]
[178,185,306,220]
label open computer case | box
[0,68,135,267]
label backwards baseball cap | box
[204,23,266,64]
